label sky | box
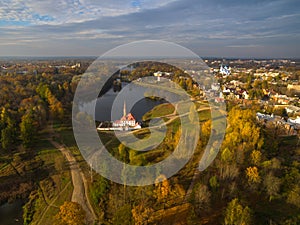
[0,0,299,58]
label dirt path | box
[37,181,71,225]
[49,139,97,224]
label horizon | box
[0,55,299,60]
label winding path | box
[48,139,97,225]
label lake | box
[0,200,24,225]
[95,82,166,122]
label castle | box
[112,102,141,130]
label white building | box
[220,65,231,76]
[112,102,140,129]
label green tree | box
[0,108,17,150]
[209,175,219,190]
[1,122,16,150]
[112,204,134,225]
[90,176,109,205]
[20,111,36,148]
[118,143,129,163]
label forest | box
[0,60,299,225]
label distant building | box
[220,64,231,76]
[153,71,173,81]
[154,71,163,82]
[211,83,220,91]
[71,63,81,69]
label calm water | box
[0,200,24,225]
[95,82,166,121]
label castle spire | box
[123,101,126,117]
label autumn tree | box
[221,107,263,166]
[154,178,171,203]
[55,201,86,225]
[224,198,252,225]
[47,91,64,120]
[250,150,262,166]
[246,166,261,184]
[201,120,211,145]
[132,202,154,225]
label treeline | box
[124,62,199,96]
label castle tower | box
[123,101,126,117]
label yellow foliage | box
[246,166,261,183]
[132,204,154,225]
[55,201,86,225]
[251,150,262,165]
[154,179,171,202]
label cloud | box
[0,0,299,57]
[0,0,178,25]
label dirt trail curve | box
[49,138,97,225]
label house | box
[285,105,300,114]
[242,91,249,100]
[287,117,300,130]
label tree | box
[224,198,252,225]
[201,120,211,145]
[132,203,154,225]
[250,150,262,166]
[112,204,134,225]
[45,88,64,120]
[1,123,16,150]
[118,143,129,163]
[90,176,109,206]
[193,183,211,213]
[246,166,261,184]
[55,201,86,225]
[287,185,300,208]
[221,148,234,163]
[20,111,36,148]
[209,175,219,190]
[263,172,281,201]
[0,108,17,150]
